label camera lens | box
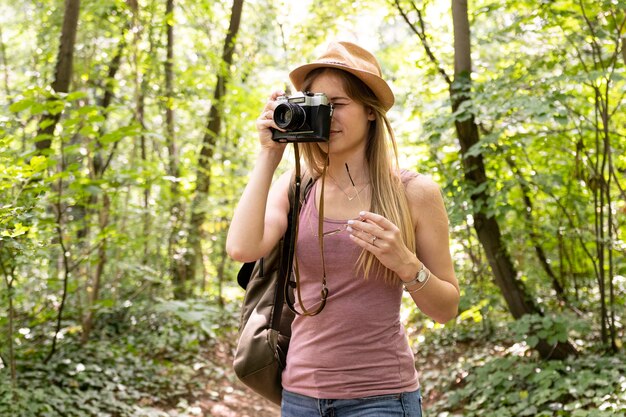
[273,103,306,131]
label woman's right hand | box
[256,90,288,151]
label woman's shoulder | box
[397,169,443,204]
[396,169,447,229]
[398,168,419,185]
[273,168,317,200]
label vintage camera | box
[271,92,333,143]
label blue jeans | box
[281,389,423,417]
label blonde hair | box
[300,68,416,284]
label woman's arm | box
[347,175,460,323]
[401,175,459,323]
[225,91,292,263]
[226,154,292,263]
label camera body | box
[271,92,333,143]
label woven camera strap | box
[285,143,329,316]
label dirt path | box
[195,339,280,417]
[169,335,474,416]
[197,376,280,417]
[197,387,280,417]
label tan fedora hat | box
[289,41,395,111]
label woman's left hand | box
[346,211,415,278]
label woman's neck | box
[326,156,369,188]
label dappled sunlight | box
[1,0,624,415]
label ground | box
[189,338,281,417]
[197,351,281,417]
[180,339,465,417]
[152,335,476,416]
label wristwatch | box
[403,262,428,287]
[416,263,429,282]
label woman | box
[227,41,459,417]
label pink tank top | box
[282,171,420,399]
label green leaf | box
[9,98,34,113]
[29,155,48,172]
[47,100,65,115]
[66,91,88,101]
[1,222,29,237]
[527,336,539,347]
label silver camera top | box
[276,91,329,107]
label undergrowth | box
[413,315,626,417]
[0,299,238,417]
[3,296,625,417]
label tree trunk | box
[39,0,80,362]
[36,0,80,153]
[180,0,244,294]
[0,25,11,98]
[215,233,228,308]
[45,181,73,363]
[77,18,128,342]
[163,0,187,299]
[0,261,17,387]
[127,0,154,266]
[80,194,110,343]
[450,0,576,359]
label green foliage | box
[0,299,236,417]
[153,298,237,342]
[444,354,626,417]
[508,313,590,349]
[0,0,624,414]
[414,321,626,416]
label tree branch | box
[392,0,452,85]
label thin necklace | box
[328,175,369,201]
[308,163,367,238]
[328,163,369,201]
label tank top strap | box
[398,169,419,187]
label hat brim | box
[289,63,395,111]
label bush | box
[0,299,237,417]
[441,353,626,417]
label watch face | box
[417,269,427,282]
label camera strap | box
[286,143,329,316]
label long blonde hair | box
[300,68,416,284]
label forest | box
[0,0,625,416]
